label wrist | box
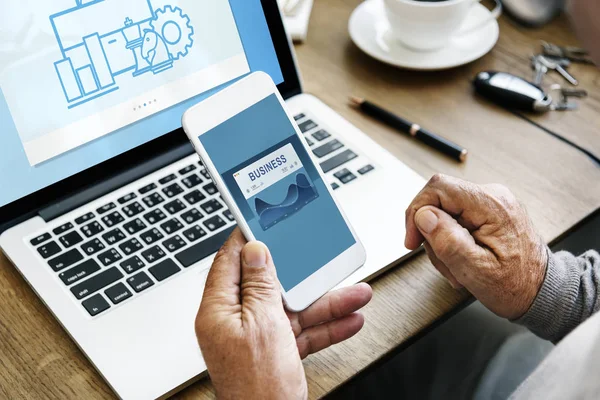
[522,239,549,318]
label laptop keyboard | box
[27,112,375,318]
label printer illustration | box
[51,0,194,109]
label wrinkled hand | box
[195,229,372,400]
[405,174,548,320]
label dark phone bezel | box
[0,0,301,232]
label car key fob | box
[473,71,553,112]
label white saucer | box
[349,0,499,70]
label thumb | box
[414,206,485,273]
[241,241,281,307]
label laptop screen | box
[0,0,284,209]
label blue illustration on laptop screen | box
[199,94,356,291]
[0,0,283,209]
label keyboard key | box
[223,210,235,222]
[339,173,357,184]
[142,192,165,208]
[305,137,314,146]
[82,294,110,317]
[204,216,227,232]
[163,235,186,253]
[203,183,218,196]
[120,256,145,274]
[182,174,203,189]
[164,199,186,215]
[97,203,116,214]
[59,259,101,286]
[75,213,95,225]
[140,228,164,245]
[102,228,126,245]
[334,168,352,180]
[53,222,73,235]
[358,164,375,175]
[161,218,183,234]
[101,211,124,228]
[183,190,206,205]
[182,225,207,243]
[179,164,197,175]
[200,169,211,180]
[71,267,123,300]
[122,201,144,218]
[313,139,344,158]
[181,209,203,224]
[81,221,104,238]
[141,246,166,264]
[162,183,184,198]
[98,248,123,266]
[298,119,318,133]
[48,249,84,272]
[30,233,51,246]
[312,129,331,141]
[200,199,223,215]
[117,192,137,204]
[37,241,61,259]
[139,183,157,194]
[176,226,235,268]
[294,113,305,121]
[81,238,105,256]
[331,182,340,190]
[143,209,167,225]
[59,231,83,248]
[320,150,358,173]
[119,238,143,256]
[123,218,147,235]
[105,283,133,305]
[127,271,154,293]
[158,174,177,185]
[149,259,181,282]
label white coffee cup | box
[382,0,502,51]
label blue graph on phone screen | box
[233,143,319,231]
[254,173,318,230]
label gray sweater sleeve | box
[515,248,600,343]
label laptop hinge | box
[39,143,195,222]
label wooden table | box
[1,1,599,399]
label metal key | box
[551,102,579,111]
[531,56,548,85]
[561,88,588,98]
[541,41,594,64]
[545,56,571,68]
[537,55,579,86]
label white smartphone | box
[181,72,366,311]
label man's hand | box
[405,174,548,320]
[195,229,372,400]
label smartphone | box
[182,72,366,311]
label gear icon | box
[150,5,194,61]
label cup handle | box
[456,0,502,36]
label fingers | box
[240,241,281,309]
[404,174,489,250]
[202,228,246,303]
[296,312,365,359]
[414,206,488,277]
[423,242,463,290]
[290,283,372,336]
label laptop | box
[0,0,426,398]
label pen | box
[349,97,468,162]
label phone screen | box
[199,94,356,291]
